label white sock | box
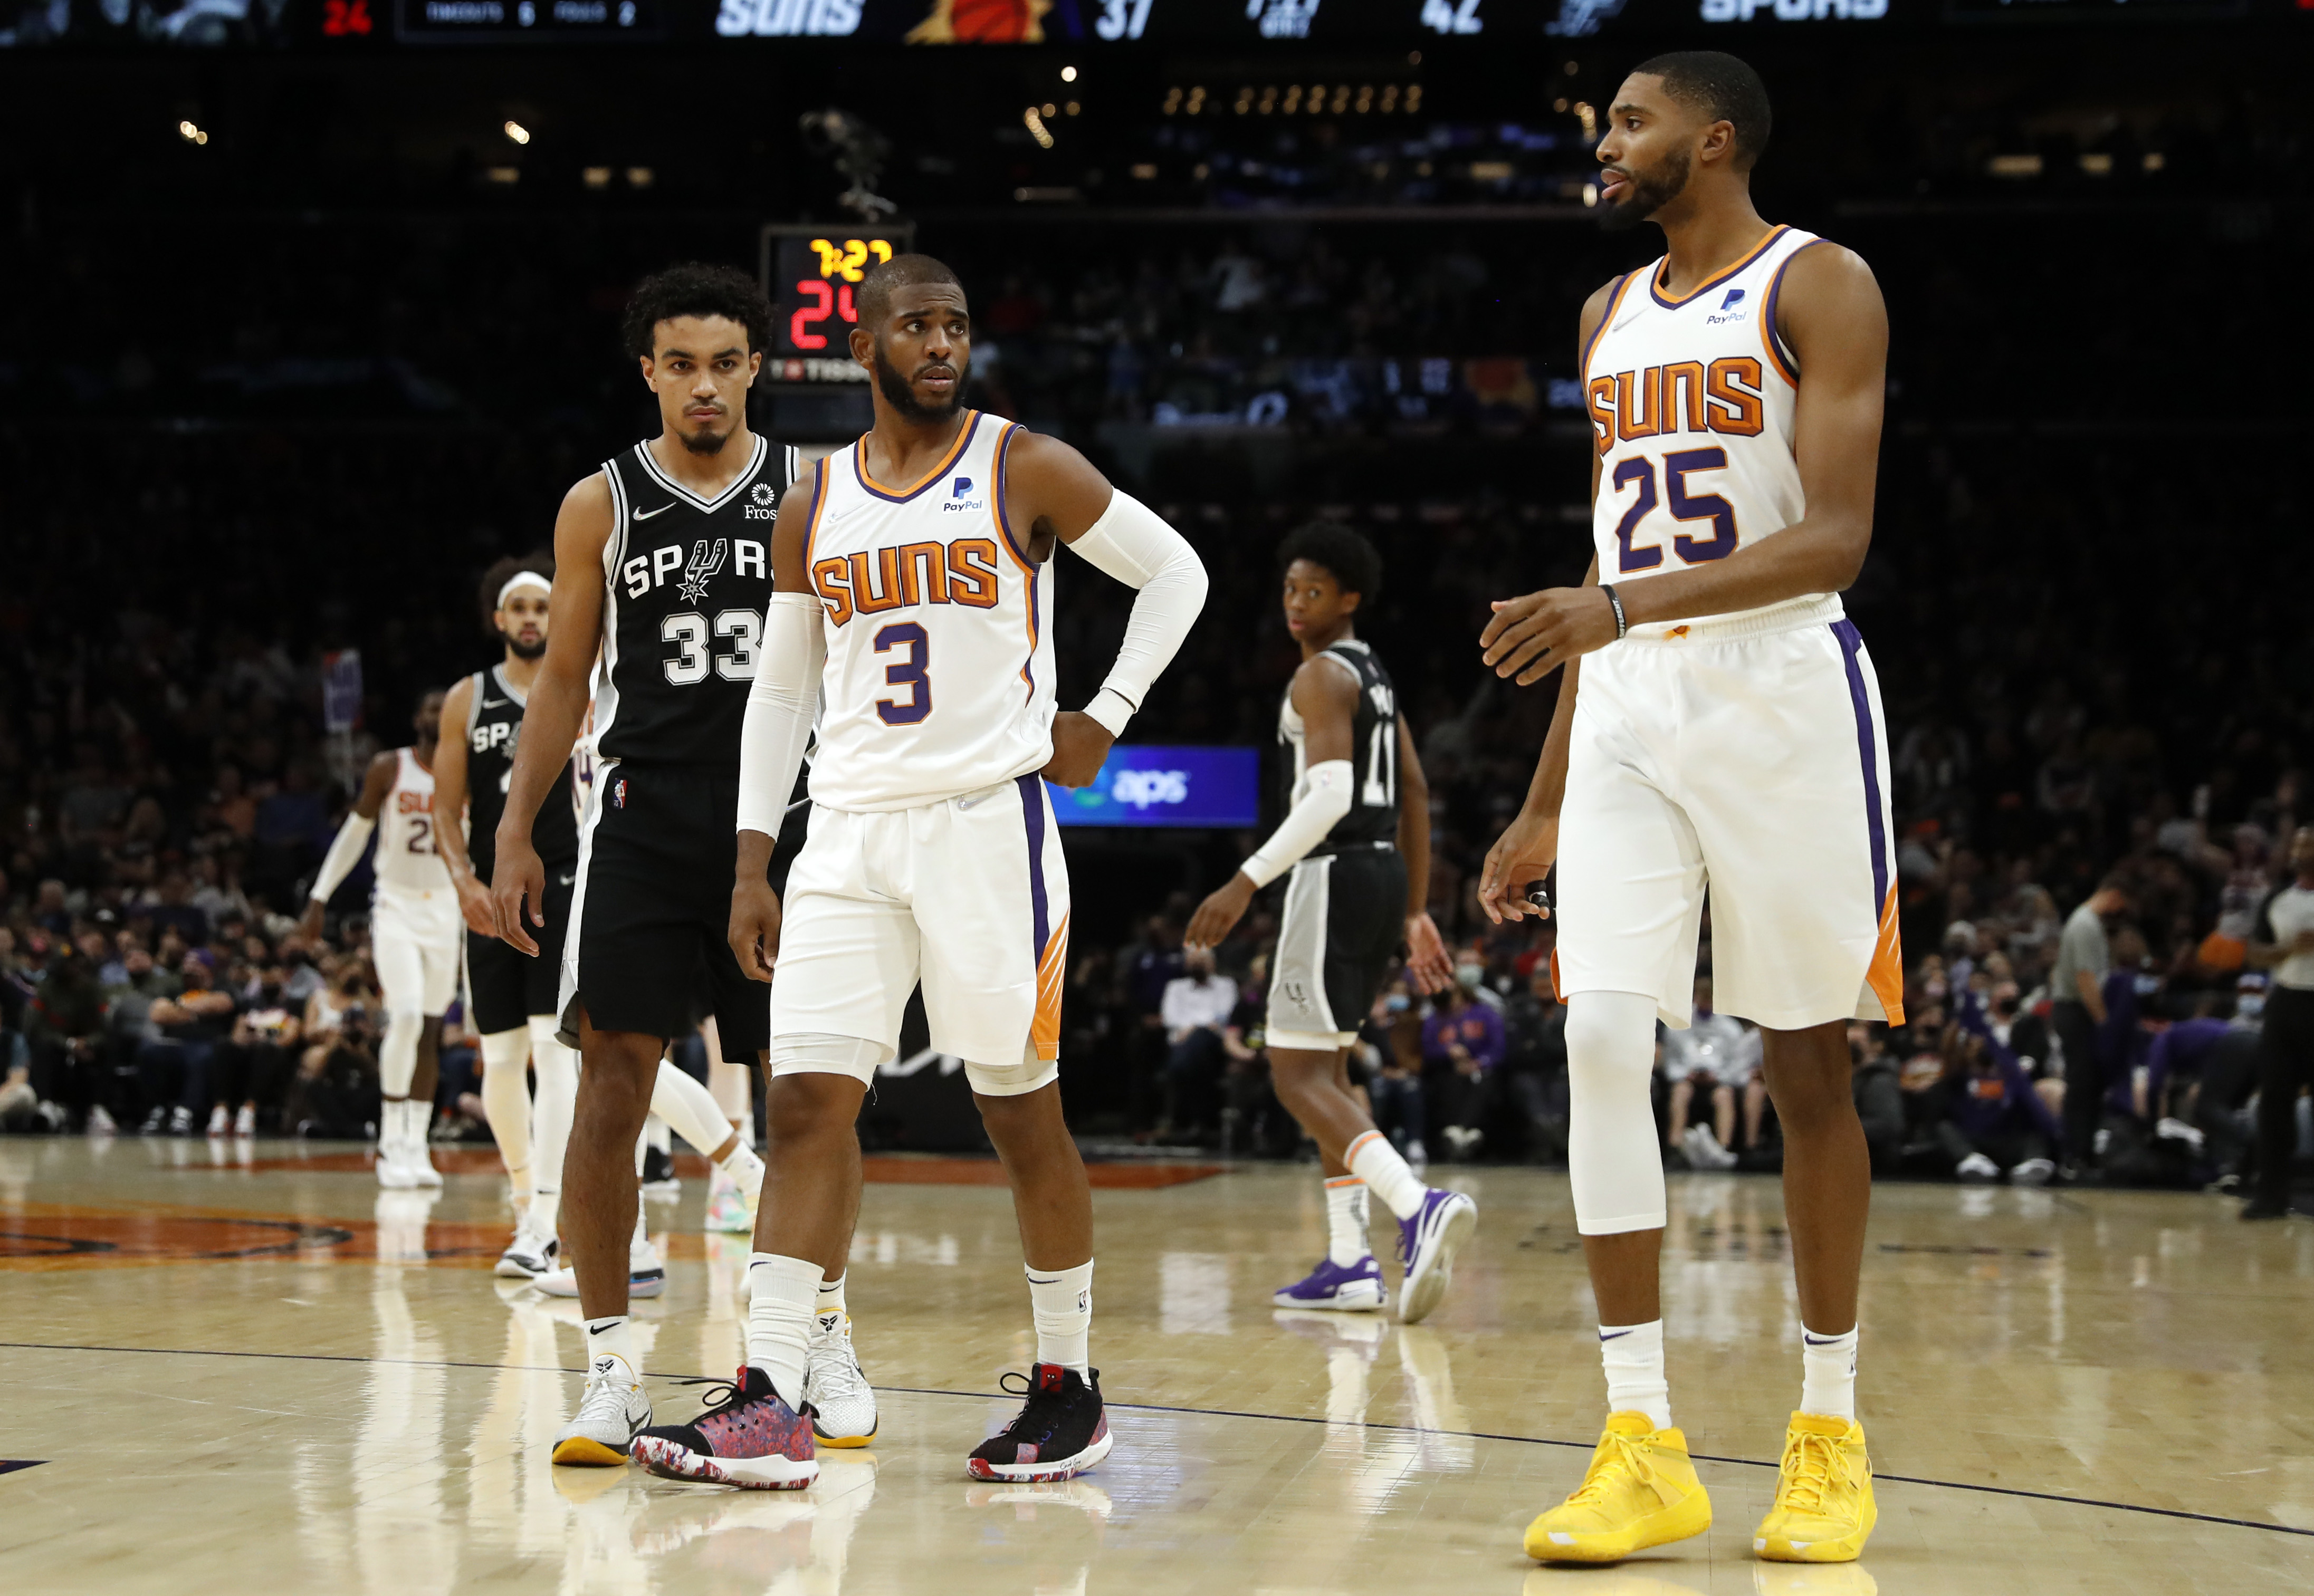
[478,1028,532,1201]
[747,1253,824,1409]
[718,1138,763,1180]
[585,1314,636,1369]
[1345,1130,1427,1220]
[377,1097,403,1156]
[1600,1319,1671,1430]
[816,1273,848,1317]
[1026,1260,1093,1379]
[1800,1324,1858,1421]
[1324,1176,1370,1265]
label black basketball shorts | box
[465,862,575,1035]
[1265,844,1409,1051]
[559,761,770,1062]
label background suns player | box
[1477,53,1893,1567]
[624,254,1206,1492]
[305,690,457,1189]
[1182,524,1473,1324]
[487,264,850,1467]
[438,555,761,1284]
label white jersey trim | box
[633,433,769,514]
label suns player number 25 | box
[661,610,761,685]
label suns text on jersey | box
[1588,357,1767,454]
[811,539,1005,628]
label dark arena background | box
[2,2,2311,1592]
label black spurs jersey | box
[464,664,579,874]
[1277,638,1400,855]
[595,434,800,767]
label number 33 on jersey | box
[591,436,802,765]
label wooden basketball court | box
[3,1139,2308,1594]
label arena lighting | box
[1060,65,1077,82]
[177,120,208,145]
[582,166,612,188]
[1042,101,1056,116]
[1582,181,1598,207]
[626,166,654,187]
[1024,107,1055,149]
[1066,101,1081,116]
[504,120,531,145]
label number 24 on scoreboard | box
[790,237,896,351]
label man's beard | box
[678,421,732,455]
[502,631,547,661]
[1599,150,1690,233]
[872,338,963,422]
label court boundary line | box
[2,1339,2303,1539]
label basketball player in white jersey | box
[491,264,871,1469]
[625,254,1207,1491]
[1478,53,1894,1565]
[436,556,763,1283]
[305,691,459,1189]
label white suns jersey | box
[371,746,452,895]
[804,411,1057,812]
[1585,224,1837,639]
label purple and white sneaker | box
[1272,1254,1387,1311]
[630,1366,819,1489]
[1395,1187,1478,1325]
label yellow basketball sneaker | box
[1523,1411,1713,1563]
[1754,1412,1877,1562]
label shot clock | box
[759,225,916,379]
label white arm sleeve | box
[309,813,376,903]
[1063,489,1209,738]
[735,592,827,837]
[1240,759,1354,888]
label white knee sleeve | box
[651,1060,734,1155]
[527,1017,579,1207]
[709,1053,751,1120]
[768,1032,891,1086]
[964,1056,1060,1098]
[478,1028,532,1175]
[380,1008,425,1098]
[1565,990,1668,1236]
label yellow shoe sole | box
[1754,1492,1876,1562]
[814,1427,876,1449]
[1524,1485,1713,1563]
[551,1435,633,1468]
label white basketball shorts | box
[769,772,1069,1094]
[371,885,463,1017]
[1554,601,1905,1033]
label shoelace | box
[1566,1431,1659,1510]
[1776,1428,1844,1516]
[576,1363,640,1423]
[992,1370,1069,1442]
[809,1329,871,1403]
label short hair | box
[856,253,965,329]
[1278,521,1382,604]
[620,262,773,361]
[1632,50,1772,169]
[478,551,554,633]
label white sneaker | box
[86,1105,117,1136]
[2155,1117,2206,1154]
[1685,1124,1739,1170]
[376,1138,416,1189]
[407,1140,444,1188]
[1403,1139,1428,1171]
[552,1352,650,1467]
[2010,1157,2056,1187]
[535,1237,667,1300]
[233,1104,255,1137]
[206,1104,229,1138]
[497,1222,560,1280]
[703,1175,751,1235]
[1956,1151,2000,1182]
[804,1310,879,1447]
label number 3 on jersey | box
[1609,447,1739,573]
[875,622,932,726]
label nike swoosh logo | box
[1598,1330,1633,1342]
[1026,1275,1062,1285]
[1802,1334,1848,1347]
[480,697,506,708]
[634,503,675,521]
[558,873,575,885]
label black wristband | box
[1600,582,1629,640]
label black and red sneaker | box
[967,1363,1113,1482]
[630,1366,818,1491]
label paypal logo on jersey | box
[1705,287,1751,326]
[943,474,986,512]
[952,476,972,497]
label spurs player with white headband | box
[627,253,1207,1491]
[1182,522,1472,1324]
[434,555,754,1284]
[304,689,458,1189]
[1477,53,1896,1567]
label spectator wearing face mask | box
[1502,964,1570,1163]
[1422,963,1504,1160]
[1943,993,2062,1185]
[1366,978,1428,1167]
[1157,946,1240,1144]
[1850,1023,1904,1175]
[211,962,303,1137]
[1659,974,1759,1171]
[137,949,237,1135]
[2051,877,2134,1171]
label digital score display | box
[394,0,660,39]
[760,226,914,381]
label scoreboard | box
[757,225,915,383]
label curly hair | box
[477,551,554,635]
[620,262,774,361]
[1278,521,1382,605]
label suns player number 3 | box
[661,610,762,686]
